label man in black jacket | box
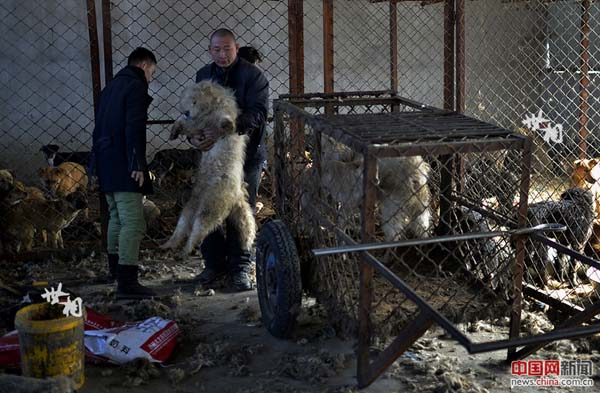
[90,47,157,299]
[191,29,268,291]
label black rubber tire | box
[256,220,303,338]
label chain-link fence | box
[108,0,291,247]
[2,1,600,363]
[0,0,97,255]
[271,90,600,385]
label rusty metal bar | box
[288,0,304,95]
[533,235,600,271]
[359,312,434,388]
[357,152,378,387]
[579,0,590,159]
[273,108,285,217]
[313,224,565,256]
[280,89,395,99]
[523,284,584,317]
[507,137,532,360]
[443,0,455,111]
[455,0,465,113]
[511,300,600,360]
[102,0,113,83]
[288,0,305,159]
[389,0,398,93]
[323,0,334,93]
[86,0,101,114]
[327,225,600,357]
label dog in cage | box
[524,187,595,287]
[451,206,513,301]
[306,135,433,241]
[161,81,256,255]
[462,151,521,213]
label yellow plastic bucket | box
[14,302,85,389]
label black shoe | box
[195,268,226,286]
[107,254,118,282]
[230,270,254,292]
[116,264,157,300]
[95,254,118,284]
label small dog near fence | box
[525,187,595,286]
[38,162,88,198]
[148,148,200,187]
[40,144,90,167]
[304,136,433,241]
[161,81,256,255]
[571,158,600,217]
[1,191,87,252]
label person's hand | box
[203,126,225,141]
[188,135,215,151]
[188,127,224,152]
[131,171,144,187]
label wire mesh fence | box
[0,0,97,255]
[1,0,600,351]
[273,91,600,351]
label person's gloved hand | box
[188,127,224,152]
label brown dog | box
[38,162,88,198]
[13,180,45,201]
[1,191,88,252]
[571,158,600,217]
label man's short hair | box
[210,28,236,43]
[128,47,157,66]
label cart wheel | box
[256,220,302,338]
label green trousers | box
[105,192,146,266]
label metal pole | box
[102,0,113,83]
[357,152,378,387]
[323,0,334,93]
[443,0,455,111]
[507,137,532,360]
[389,0,398,93]
[86,0,101,114]
[456,0,465,113]
[579,0,590,159]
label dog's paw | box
[169,122,184,140]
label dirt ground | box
[1,250,600,393]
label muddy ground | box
[1,250,600,393]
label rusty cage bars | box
[273,90,600,387]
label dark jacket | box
[195,57,269,164]
[90,66,153,194]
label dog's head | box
[171,81,239,140]
[572,158,600,187]
[561,187,595,214]
[40,144,60,165]
[0,169,15,196]
[38,166,66,197]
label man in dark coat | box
[190,29,268,291]
[90,47,157,299]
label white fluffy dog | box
[161,81,256,255]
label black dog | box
[525,188,595,286]
[148,148,201,186]
[40,144,90,167]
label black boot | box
[107,254,118,282]
[116,265,157,300]
[228,251,255,292]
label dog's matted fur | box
[161,81,256,255]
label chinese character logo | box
[522,109,564,144]
[41,282,83,317]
